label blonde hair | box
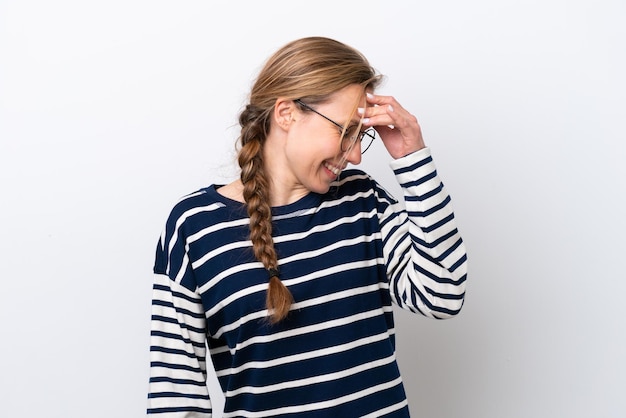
[237,37,381,323]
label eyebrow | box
[295,99,364,131]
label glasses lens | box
[340,125,358,152]
[341,127,376,154]
[360,128,376,154]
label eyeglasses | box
[294,99,376,154]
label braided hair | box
[237,37,381,323]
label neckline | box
[207,185,323,216]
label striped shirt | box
[147,148,467,417]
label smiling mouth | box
[324,161,344,176]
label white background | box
[1,1,625,417]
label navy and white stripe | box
[148,147,467,417]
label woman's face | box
[281,84,365,195]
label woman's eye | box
[345,125,359,138]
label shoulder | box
[333,168,377,191]
[161,185,244,237]
[165,186,223,223]
[331,169,399,206]
[155,185,243,273]
[324,169,393,204]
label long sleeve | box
[147,234,212,416]
[380,147,467,318]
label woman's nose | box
[343,140,362,165]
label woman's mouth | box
[324,161,343,176]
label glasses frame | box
[294,99,376,154]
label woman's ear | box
[273,98,297,131]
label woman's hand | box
[360,93,425,159]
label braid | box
[234,37,382,323]
[238,104,294,324]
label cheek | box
[287,135,330,161]
[284,137,310,162]
[287,121,341,161]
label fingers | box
[359,92,426,158]
[358,93,391,127]
[360,93,417,132]
[360,93,409,129]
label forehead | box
[328,84,366,107]
[320,85,366,121]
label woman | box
[148,36,467,417]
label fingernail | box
[366,93,374,99]
[388,105,394,112]
[362,118,370,124]
[357,107,365,115]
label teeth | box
[325,162,340,175]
